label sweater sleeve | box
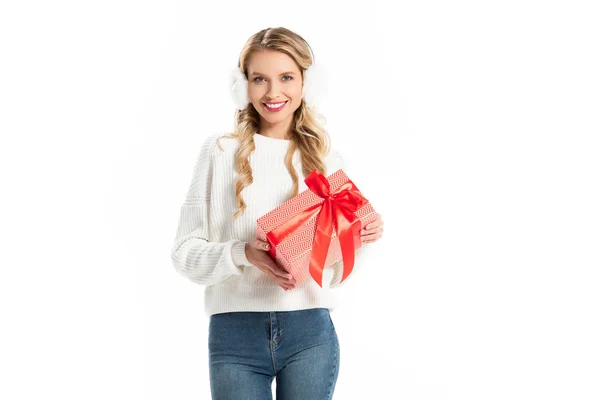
[326,148,373,289]
[170,134,253,286]
[328,242,372,289]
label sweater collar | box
[253,132,291,151]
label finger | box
[251,239,271,251]
[280,275,296,287]
[280,279,297,289]
[365,220,384,230]
[369,213,381,224]
[269,265,292,279]
[361,226,383,235]
[279,280,295,290]
[361,232,382,242]
[361,232,378,241]
[267,264,296,283]
[364,215,383,230]
[280,279,296,288]
[363,221,378,231]
[268,269,294,288]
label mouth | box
[262,100,288,112]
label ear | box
[301,63,328,109]
[229,67,249,110]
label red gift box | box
[256,168,377,287]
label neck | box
[258,116,293,140]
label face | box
[246,50,303,130]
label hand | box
[245,239,297,291]
[361,212,384,244]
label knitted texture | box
[171,132,371,316]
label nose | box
[265,80,281,99]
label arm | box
[170,134,252,286]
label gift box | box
[256,168,377,287]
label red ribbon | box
[266,169,368,287]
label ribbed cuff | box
[231,241,251,268]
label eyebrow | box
[249,71,297,77]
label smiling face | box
[246,50,303,134]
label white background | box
[1,1,599,399]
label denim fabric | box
[208,307,340,399]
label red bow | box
[266,169,368,287]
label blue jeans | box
[208,307,340,399]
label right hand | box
[245,239,297,291]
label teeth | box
[265,101,286,108]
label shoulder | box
[214,133,240,156]
[325,146,346,176]
[198,133,239,159]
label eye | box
[253,76,293,83]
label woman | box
[171,27,384,399]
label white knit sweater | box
[171,132,371,316]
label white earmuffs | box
[229,63,327,111]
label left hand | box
[361,212,384,244]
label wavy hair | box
[218,27,331,219]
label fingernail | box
[265,244,270,250]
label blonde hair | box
[219,27,331,219]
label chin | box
[262,112,290,123]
